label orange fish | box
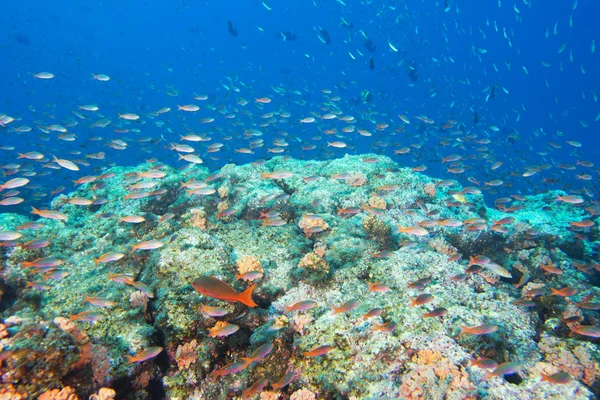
[540,263,562,274]
[459,323,498,335]
[540,372,572,384]
[367,282,391,293]
[126,346,163,364]
[550,287,577,297]
[397,225,429,236]
[192,276,257,307]
[304,345,334,357]
[330,298,359,315]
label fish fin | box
[31,206,39,215]
[241,357,253,365]
[238,284,258,308]
[330,306,340,315]
[259,172,269,180]
[125,355,135,364]
[283,306,291,313]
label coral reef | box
[0,154,598,399]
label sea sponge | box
[236,255,264,275]
[298,214,329,237]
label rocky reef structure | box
[0,154,598,399]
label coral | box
[345,171,367,187]
[291,313,314,336]
[298,214,329,237]
[190,208,207,229]
[37,387,78,400]
[0,324,8,340]
[428,236,457,257]
[88,388,116,400]
[362,214,391,247]
[313,242,327,258]
[368,195,386,210]
[290,388,316,400]
[0,387,23,400]
[298,252,329,273]
[538,334,587,382]
[399,350,474,400]
[130,290,149,312]
[91,345,111,386]
[133,370,151,390]
[236,255,264,275]
[217,200,229,214]
[218,185,229,198]
[423,183,436,197]
[573,345,599,386]
[260,392,281,400]
[176,339,198,370]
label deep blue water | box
[1,0,599,211]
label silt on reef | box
[0,154,598,399]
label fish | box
[483,361,521,380]
[271,371,297,390]
[540,371,572,384]
[227,21,238,37]
[331,298,359,315]
[126,346,163,364]
[460,323,498,335]
[192,276,257,307]
[242,378,269,398]
[208,322,239,338]
[304,345,334,357]
[284,300,318,313]
[213,361,249,377]
[94,252,125,264]
[242,342,274,364]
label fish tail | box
[30,206,39,215]
[540,373,549,382]
[549,288,560,296]
[238,284,258,308]
[125,355,135,364]
[459,326,469,335]
[409,298,417,307]
[259,172,270,180]
[330,306,341,315]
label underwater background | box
[1,0,600,399]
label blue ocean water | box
[1,0,599,210]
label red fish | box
[192,276,257,307]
